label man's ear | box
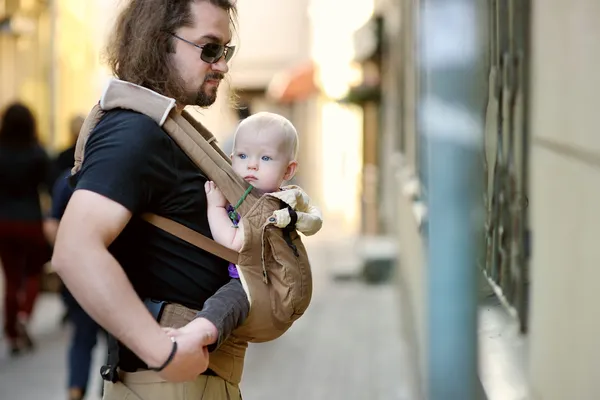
[283,160,298,181]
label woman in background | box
[0,102,52,355]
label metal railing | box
[482,0,532,332]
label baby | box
[205,112,321,264]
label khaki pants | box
[103,370,242,400]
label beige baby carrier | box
[73,79,316,384]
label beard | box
[191,73,224,107]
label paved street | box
[0,238,413,400]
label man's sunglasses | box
[171,34,235,64]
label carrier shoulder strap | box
[163,112,260,216]
[73,79,251,263]
[94,78,260,213]
[141,213,239,265]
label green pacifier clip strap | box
[228,185,254,222]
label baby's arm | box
[204,181,244,251]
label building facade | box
[357,0,600,398]
[0,0,52,143]
[1,0,113,151]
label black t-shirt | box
[74,109,229,310]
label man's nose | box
[211,56,229,74]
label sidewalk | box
[0,239,413,400]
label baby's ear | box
[284,160,298,181]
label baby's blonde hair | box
[233,112,299,160]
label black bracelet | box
[149,336,178,372]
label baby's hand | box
[205,181,227,208]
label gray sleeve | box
[196,279,249,352]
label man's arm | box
[52,189,213,382]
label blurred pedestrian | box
[55,115,85,173]
[50,114,85,325]
[45,169,104,400]
[0,102,52,356]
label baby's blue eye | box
[261,156,272,161]
[238,154,247,159]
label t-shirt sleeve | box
[74,111,176,213]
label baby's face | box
[231,128,294,192]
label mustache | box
[204,73,224,82]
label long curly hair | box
[0,103,38,148]
[105,0,237,104]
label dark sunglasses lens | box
[224,46,235,62]
[201,43,223,63]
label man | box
[52,1,249,399]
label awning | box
[267,61,318,104]
[338,83,381,105]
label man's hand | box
[156,331,209,382]
[158,318,218,382]
[205,181,227,208]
